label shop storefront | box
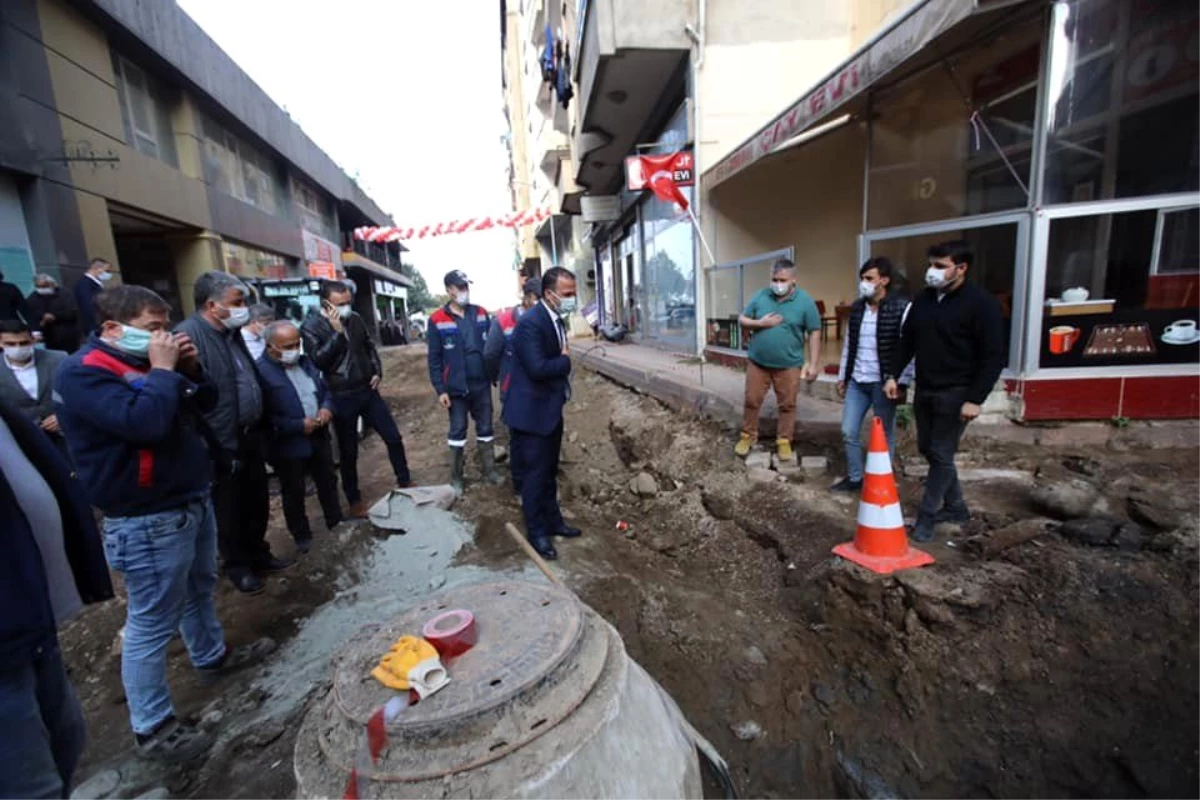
[700,0,1199,420]
[593,101,698,352]
[223,240,296,280]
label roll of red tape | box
[422,609,477,658]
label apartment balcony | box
[574,0,692,193]
[537,129,571,178]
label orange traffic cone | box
[832,417,935,574]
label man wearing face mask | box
[256,320,341,554]
[73,257,113,337]
[427,270,501,491]
[26,274,80,353]
[301,280,412,517]
[240,303,275,361]
[832,258,915,493]
[503,267,581,561]
[885,240,1004,543]
[0,320,70,458]
[734,258,822,460]
[178,272,290,595]
[55,285,274,761]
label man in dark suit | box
[256,320,342,554]
[73,258,112,339]
[502,267,582,560]
[26,274,79,353]
[0,320,69,458]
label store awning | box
[341,251,413,287]
[703,0,1029,191]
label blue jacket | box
[502,303,571,436]
[427,304,492,397]
[1,398,113,663]
[54,336,218,516]
[256,353,334,460]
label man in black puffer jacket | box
[301,280,411,517]
[834,257,914,493]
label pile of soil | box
[62,347,1199,798]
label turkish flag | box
[649,171,689,211]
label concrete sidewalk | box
[570,341,1197,449]
[571,340,843,439]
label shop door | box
[616,231,642,333]
[114,235,184,322]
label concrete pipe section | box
[294,579,704,798]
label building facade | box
[502,0,1199,420]
[0,0,407,336]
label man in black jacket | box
[177,272,291,594]
[885,240,1004,543]
[0,270,29,324]
[26,274,79,353]
[0,397,113,798]
[301,281,412,518]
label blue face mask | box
[112,324,153,357]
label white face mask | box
[770,281,791,297]
[97,270,113,282]
[220,305,251,329]
[4,344,34,363]
[925,265,952,289]
[455,290,471,306]
[279,348,301,365]
[35,287,55,296]
[337,304,353,319]
[859,279,877,299]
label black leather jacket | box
[301,311,381,394]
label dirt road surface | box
[63,345,1199,798]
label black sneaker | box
[229,571,265,595]
[909,519,936,543]
[136,717,213,763]
[256,555,296,574]
[830,478,863,493]
[294,536,313,555]
[196,638,277,686]
[936,506,971,524]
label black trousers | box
[511,421,565,541]
[275,432,342,542]
[331,388,411,504]
[914,387,969,523]
[211,431,272,574]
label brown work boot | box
[347,500,371,519]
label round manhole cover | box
[331,580,584,732]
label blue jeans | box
[448,383,494,447]
[0,642,85,798]
[841,380,898,482]
[102,498,225,736]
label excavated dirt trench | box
[63,347,1198,798]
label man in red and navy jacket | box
[427,270,502,491]
[53,285,258,762]
[484,277,541,406]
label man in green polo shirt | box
[735,258,822,460]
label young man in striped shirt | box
[833,257,913,492]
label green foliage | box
[402,263,437,311]
[895,404,915,429]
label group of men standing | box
[736,240,1004,544]
[1,268,415,790]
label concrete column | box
[171,96,207,182]
[74,190,118,273]
[168,230,223,315]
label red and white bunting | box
[354,207,552,243]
